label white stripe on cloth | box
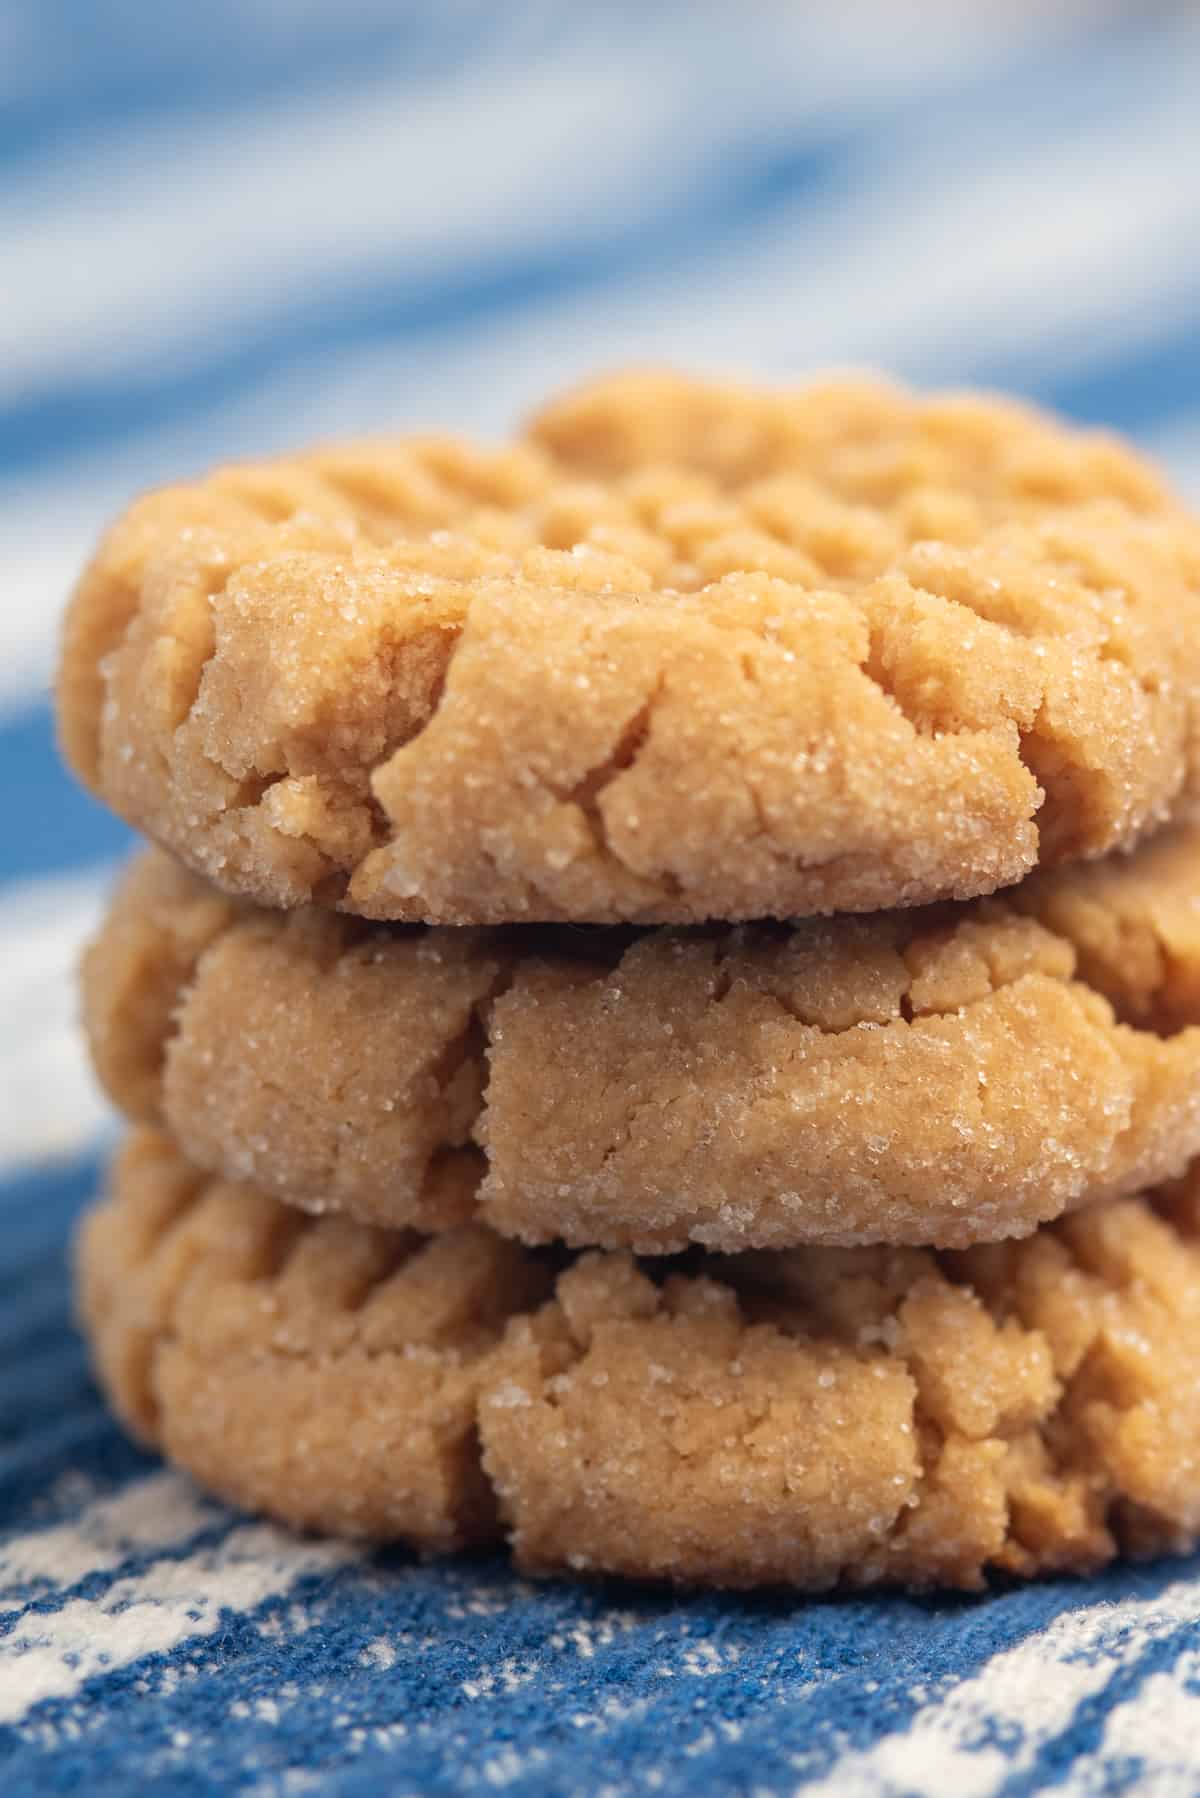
[1058,1654,1200,1796]
[0,0,1090,119]
[0,866,115,1176]
[0,1471,223,1601]
[3,12,1191,403]
[794,1577,1200,1798]
[1144,419,1200,507]
[0,1485,359,1724]
[2,532,102,719]
[321,67,1200,423]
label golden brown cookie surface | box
[82,850,495,1236]
[59,374,1200,924]
[77,1130,551,1547]
[79,1130,1200,1590]
[85,836,1200,1251]
[482,1183,1200,1589]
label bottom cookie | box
[79,1130,1200,1590]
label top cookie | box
[59,371,1200,924]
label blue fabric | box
[6,4,1200,1789]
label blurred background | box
[4,0,1200,1192]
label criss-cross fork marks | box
[76,1128,1200,1592]
[59,375,1200,925]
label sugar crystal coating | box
[78,1129,1200,1590]
[83,835,1200,1251]
[59,374,1200,924]
[77,1131,550,1546]
[481,1182,1200,1591]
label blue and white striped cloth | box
[6,5,1200,1791]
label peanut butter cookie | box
[59,375,1200,924]
[77,1129,550,1548]
[79,1129,1200,1590]
[85,834,1200,1250]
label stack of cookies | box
[59,371,1200,1591]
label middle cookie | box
[85,833,1200,1253]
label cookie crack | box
[415,956,520,1156]
[89,1154,1200,1587]
[175,557,478,876]
[169,560,250,749]
[861,622,948,739]
[561,693,658,828]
